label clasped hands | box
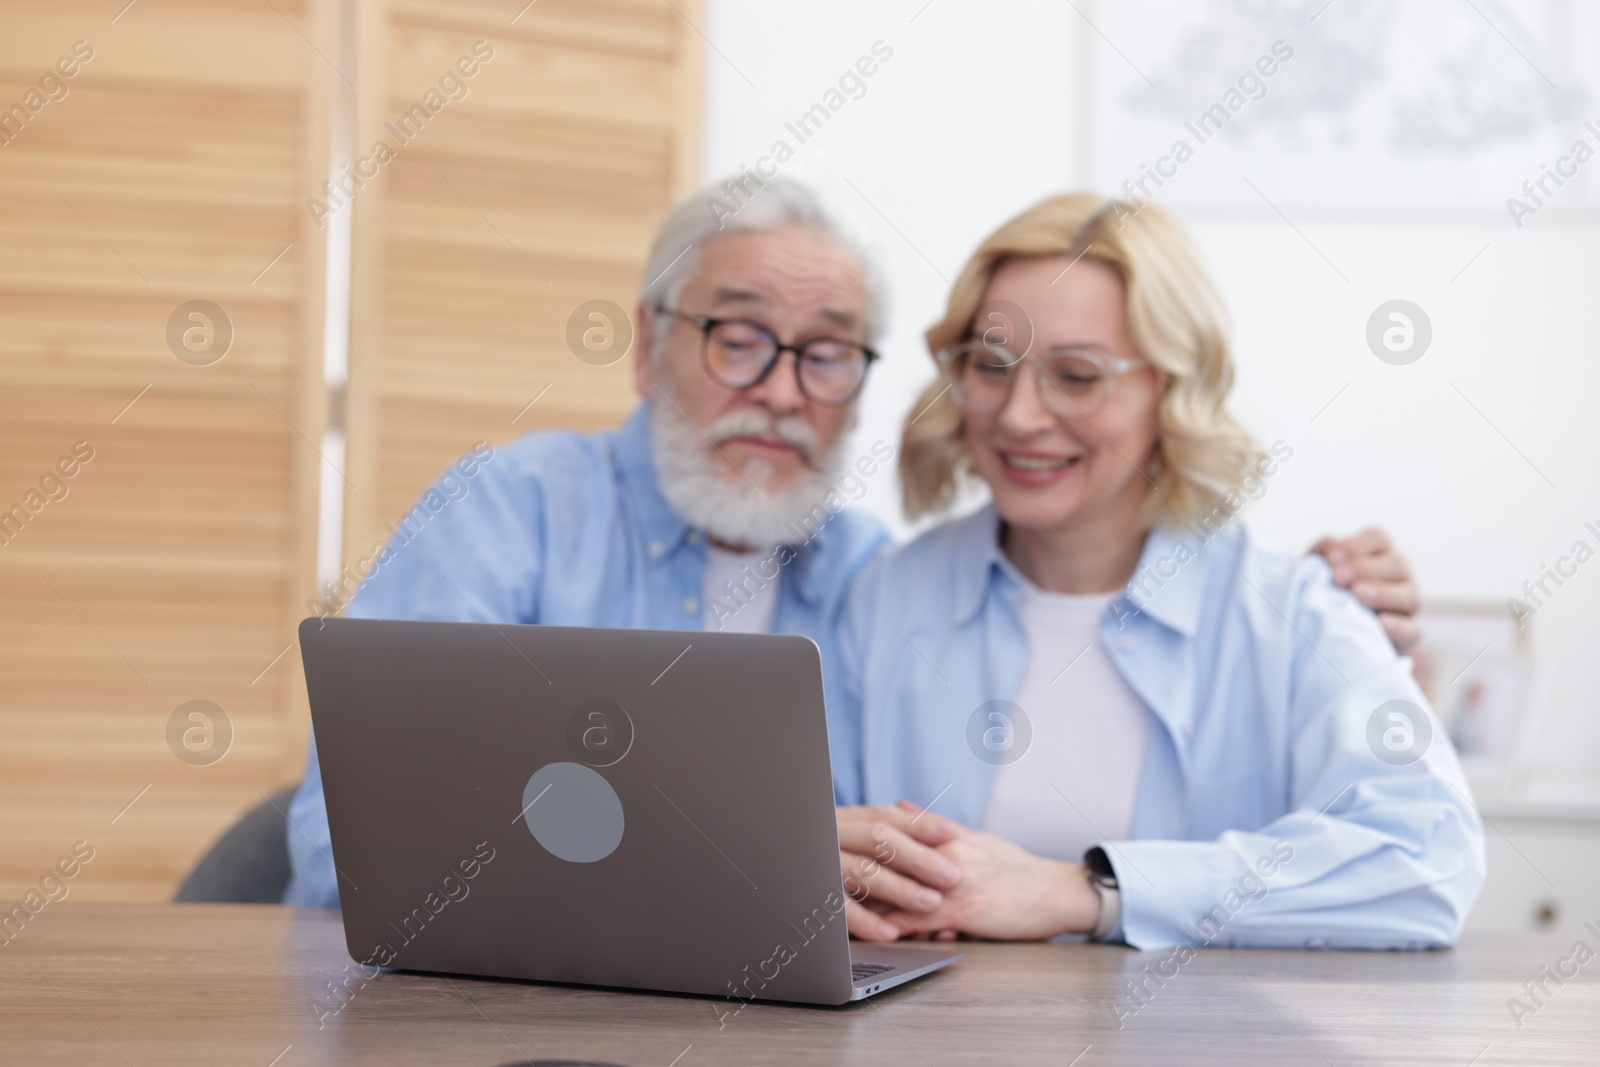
[838,801,1103,943]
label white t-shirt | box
[978,579,1152,862]
[703,543,781,634]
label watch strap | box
[1085,846,1121,941]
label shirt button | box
[1119,636,1137,652]
[648,540,665,558]
[683,597,699,615]
[687,530,702,544]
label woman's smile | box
[996,448,1084,485]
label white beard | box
[649,397,849,548]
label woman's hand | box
[836,804,966,942]
[875,812,1103,941]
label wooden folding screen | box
[0,0,698,902]
[0,0,331,901]
[342,0,702,566]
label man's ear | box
[633,300,656,399]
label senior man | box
[283,175,1422,907]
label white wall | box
[701,0,1600,786]
[701,0,1081,530]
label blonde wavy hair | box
[901,194,1262,528]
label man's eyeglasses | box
[936,340,1142,420]
[658,307,878,406]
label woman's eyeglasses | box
[659,307,878,406]
[936,340,1142,420]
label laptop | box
[298,616,961,1006]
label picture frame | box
[1409,598,1537,789]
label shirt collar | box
[1121,521,1209,636]
[949,506,1208,635]
[951,507,1013,626]
[789,512,842,605]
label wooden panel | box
[343,0,702,558]
[0,0,331,901]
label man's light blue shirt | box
[832,507,1486,951]
[284,403,889,907]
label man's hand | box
[1311,527,1422,654]
[874,819,1102,942]
[837,804,965,942]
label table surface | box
[2,904,1596,1066]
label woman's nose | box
[997,363,1057,434]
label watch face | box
[1084,846,1116,883]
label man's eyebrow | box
[815,307,859,330]
[706,287,766,308]
[705,287,861,333]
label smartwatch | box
[1085,846,1120,941]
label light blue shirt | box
[284,404,889,906]
[832,507,1486,950]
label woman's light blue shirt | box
[831,507,1486,950]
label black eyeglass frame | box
[658,306,879,406]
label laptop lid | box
[299,616,858,1005]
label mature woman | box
[831,195,1485,950]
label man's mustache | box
[704,410,821,467]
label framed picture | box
[1409,599,1534,788]
[1081,0,1600,222]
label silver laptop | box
[298,616,961,1005]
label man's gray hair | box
[638,175,887,346]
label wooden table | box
[2,904,1595,1065]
